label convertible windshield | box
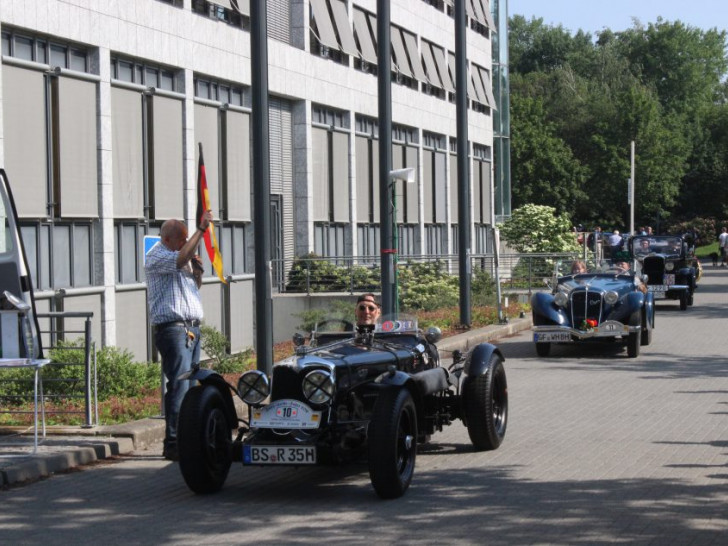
[632,236,682,259]
[313,313,418,334]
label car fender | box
[463,342,504,380]
[370,370,425,429]
[644,291,655,328]
[531,292,568,325]
[622,292,645,327]
[179,367,238,427]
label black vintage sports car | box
[176,315,508,499]
[630,235,698,310]
[531,264,655,358]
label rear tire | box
[178,385,233,494]
[627,331,640,358]
[368,388,417,499]
[535,342,551,357]
[463,356,508,451]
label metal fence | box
[272,252,585,300]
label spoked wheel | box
[368,388,417,499]
[463,355,508,451]
[535,342,551,357]
[178,385,233,494]
[627,331,641,358]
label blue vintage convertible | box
[531,264,655,358]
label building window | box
[195,76,247,107]
[314,223,346,258]
[21,221,96,290]
[312,105,350,230]
[357,224,380,259]
[111,56,179,91]
[1,29,91,73]
[191,0,249,30]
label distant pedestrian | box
[719,227,728,267]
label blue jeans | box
[155,324,201,444]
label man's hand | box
[199,210,213,232]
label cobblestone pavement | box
[0,265,727,545]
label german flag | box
[196,143,226,284]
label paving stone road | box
[1,266,727,545]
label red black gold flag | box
[196,143,226,284]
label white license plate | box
[534,332,571,343]
[649,285,668,292]
[243,445,316,465]
[251,399,322,429]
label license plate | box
[251,399,322,429]
[534,332,571,343]
[243,445,316,465]
[649,285,668,292]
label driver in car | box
[614,261,647,293]
[355,293,381,326]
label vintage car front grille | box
[570,290,603,327]
[642,256,666,284]
[271,366,304,402]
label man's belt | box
[155,319,201,329]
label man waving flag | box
[196,143,226,283]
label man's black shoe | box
[163,444,179,461]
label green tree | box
[497,204,580,253]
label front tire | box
[535,342,551,357]
[178,385,233,494]
[627,331,640,358]
[463,356,508,451]
[368,388,417,499]
[679,292,688,310]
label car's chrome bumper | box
[533,320,639,342]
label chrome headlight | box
[604,291,619,305]
[302,369,335,405]
[237,370,270,405]
[665,262,675,272]
[554,291,568,307]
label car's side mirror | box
[425,327,442,344]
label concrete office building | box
[0,0,510,361]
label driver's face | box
[355,300,381,325]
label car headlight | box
[237,370,270,405]
[665,262,675,272]
[302,369,335,405]
[554,291,568,307]
[604,291,619,305]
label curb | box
[437,316,534,353]
[0,437,135,487]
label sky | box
[508,0,727,35]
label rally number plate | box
[243,445,317,465]
[251,399,322,429]
[534,332,571,343]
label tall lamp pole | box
[377,0,395,316]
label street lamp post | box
[388,168,415,317]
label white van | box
[0,168,42,359]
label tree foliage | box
[509,16,728,231]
